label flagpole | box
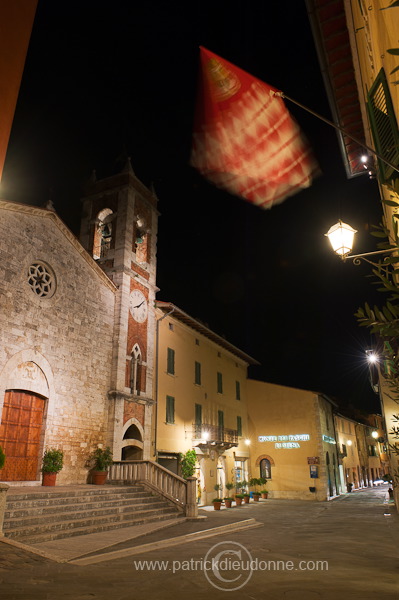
[275,91,399,176]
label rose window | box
[27,263,56,298]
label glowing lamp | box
[347,440,353,446]
[325,220,357,257]
[245,439,251,446]
[371,431,379,439]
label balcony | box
[192,424,238,449]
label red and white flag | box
[190,47,320,209]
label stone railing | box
[108,460,198,518]
[0,483,9,536]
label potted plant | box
[260,488,269,499]
[224,497,234,508]
[243,493,250,503]
[250,477,261,501]
[213,483,222,498]
[235,493,244,506]
[212,498,223,510]
[240,479,248,494]
[225,481,235,495]
[88,446,113,485]
[179,449,197,479]
[41,448,64,486]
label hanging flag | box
[190,47,320,209]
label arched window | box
[130,344,142,395]
[260,458,272,479]
[93,208,114,259]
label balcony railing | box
[192,423,238,448]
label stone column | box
[185,477,198,518]
[0,483,9,537]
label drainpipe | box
[153,305,175,461]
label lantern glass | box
[325,220,357,257]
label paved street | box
[0,486,397,599]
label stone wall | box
[0,202,116,484]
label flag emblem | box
[191,47,320,209]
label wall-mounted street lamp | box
[325,220,396,266]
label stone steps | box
[3,485,181,544]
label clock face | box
[129,290,148,323]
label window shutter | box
[217,372,223,393]
[195,403,202,426]
[195,361,201,385]
[166,396,175,423]
[367,68,399,182]
[167,348,175,375]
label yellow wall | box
[155,308,251,505]
[247,380,339,501]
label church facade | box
[0,160,158,485]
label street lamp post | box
[325,220,396,266]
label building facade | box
[154,302,257,506]
[0,161,159,485]
[247,381,341,501]
[307,0,399,507]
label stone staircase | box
[3,484,182,544]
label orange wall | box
[0,1,38,181]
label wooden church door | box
[0,390,46,481]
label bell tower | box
[80,159,158,460]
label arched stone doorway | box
[0,359,50,482]
[121,419,144,460]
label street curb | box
[70,518,264,566]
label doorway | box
[0,390,46,481]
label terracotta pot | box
[92,471,108,485]
[42,472,57,486]
[213,502,222,510]
[235,496,243,506]
[253,494,260,502]
[243,495,250,503]
[224,500,233,508]
[261,492,268,499]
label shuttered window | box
[217,372,223,394]
[367,68,399,182]
[166,395,175,424]
[195,403,202,426]
[195,361,201,385]
[167,347,175,375]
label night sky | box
[2,1,385,413]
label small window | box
[235,381,241,401]
[237,416,242,437]
[217,372,223,394]
[260,458,271,479]
[195,361,201,385]
[130,344,142,395]
[169,323,174,331]
[167,348,175,375]
[166,396,175,424]
[195,339,200,346]
[195,403,202,426]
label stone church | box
[0,159,158,485]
